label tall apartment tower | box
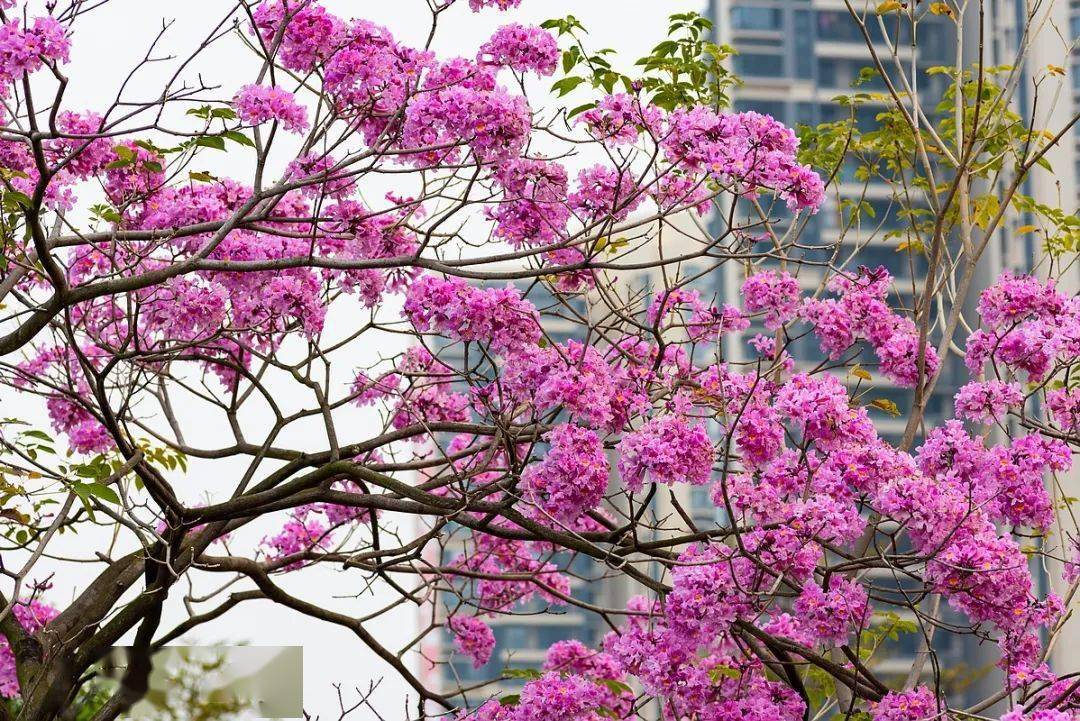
[710,0,1080,702]
[427,0,1079,707]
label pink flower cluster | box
[0,16,70,87]
[568,165,645,224]
[604,578,807,721]
[466,0,523,10]
[577,94,662,146]
[478,24,558,76]
[1000,711,1076,721]
[966,272,1080,381]
[661,108,824,212]
[464,673,606,721]
[742,270,801,330]
[617,414,713,492]
[448,615,496,668]
[451,535,570,612]
[0,600,59,698]
[954,380,1024,424]
[233,84,309,133]
[403,274,541,354]
[873,418,1071,684]
[403,84,532,165]
[802,266,940,387]
[647,288,747,342]
[499,340,650,433]
[521,424,609,523]
[260,481,374,570]
[871,687,938,721]
[251,1,345,72]
[486,157,570,248]
[322,19,432,132]
[543,640,632,717]
[792,576,870,647]
[1048,387,1080,432]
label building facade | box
[426,0,1080,708]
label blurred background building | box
[426,0,1080,708]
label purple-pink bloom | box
[521,423,609,522]
[233,84,309,133]
[617,415,713,491]
[478,24,558,76]
[447,615,496,668]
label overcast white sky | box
[13,1,699,718]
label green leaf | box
[498,694,520,706]
[223,130,255,148]
[551,76,586,96]
[4,191,32,211]
[70,483,95,520]
[503,669,543,680]
[84,482,120,504]
[598,678,633,695]
[112,145,136,162]
[567,102,597,119]
[189,171,217,183]
[972,194,1000,230]
[869,398,902,417]
[195,136,226,151]
[708,665,741,682]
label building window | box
[731,6,783,31]
[733,99,788,122]
[734,52,785,78]
[793,9,814,78]
[818,58,839,87]
[816,10,910,45]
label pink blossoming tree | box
[0,1,1076,720]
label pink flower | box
[233,84,309,133]
[793,577,871,647]
[0,600,59,698]
[802,267,940,388]
[955,380,1024,424]
[521,423,609,522]
[1047,387,1080,431]
[486,157,569,247]
[577,94,663,146]
[467,0,523,10]
[260,515,329,571]
[478,24,558,76]
[403,274,540,354]
[447,615,495,668]
[742,270,800,329]
[251,1,345,73]
[402,85,531,165]
[871,687,938,721]
[662,108,824,212]
[617,415,713,491]
[0,16,70,86]
[351,371,401,406]
[568,164,645,223]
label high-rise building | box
[711,0,1080,704]
[425,0,1080,708]
[707,0,981,696]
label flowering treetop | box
[0,0,1076,720]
